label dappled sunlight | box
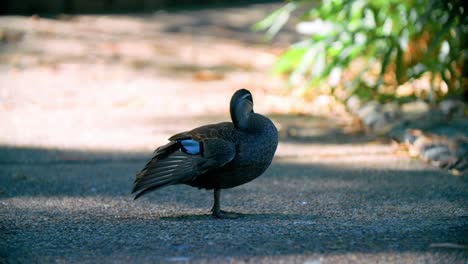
[1,2,466,262]
[0,7,295,151]
[274,150,429,171]
[1,142,465,261]
[0,7,352,152]
[1,196,209,218]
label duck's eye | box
[240,93,252,102]
[178,139,201,155]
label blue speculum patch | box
[178,139,201,155]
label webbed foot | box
[211,209,243,219]
[211,189,243,219]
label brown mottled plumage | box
[132,89,278,218]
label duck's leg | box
[211,189,241,219]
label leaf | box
[289,47,317,85]
[274,46,308,74]
[329,66,343,87]
[350,0,365,19]
[440,68,452,92]
[252,3,298,40]
[363,7,376,29]
[438,40,450,63]
[424,9,456,59]
[311,46,326,78]
[382,17,393,36]
[353,83,375,101]
[253,7,283,31]
[347,64,370,91]
[407,63,428,79]
[395,45,403,84]
[446,61,460,90]
[399,28,409,51]
[376,44,394,88]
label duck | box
[132,89,278,218]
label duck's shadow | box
[157,213,314,221]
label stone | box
[346,95,362,114]
[420,146,453,166]
[401,101,430,117]
[357,100,381,119]
[382,102,401,120]
[439,99,465,119]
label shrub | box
[255,0,467,104]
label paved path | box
[1,126,467,263]
[1,3,467,263]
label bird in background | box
[132,88,278,218]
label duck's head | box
[230,88,254,130]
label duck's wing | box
[169,122,237,170]
[169,122,234,142]
[132,123,236,199]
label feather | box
[132,136,237,199]
[178,139,201,155]
[132,150,199,198]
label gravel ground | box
[1,3,467,263]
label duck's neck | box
[238,113,275,134]
[232,112,251,131]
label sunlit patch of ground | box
[0,3,354,151]
[1,4,466,263]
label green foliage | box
[255,0,467,103]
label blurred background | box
[1,0,277,14]
[0,0,466,167]
[1,0,467,262]
[0,1,298,152]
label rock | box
[399,129,421,145]
[357,100,381,119]
[449,137,468,174]
[400,109,445,133]
[439,99,465,119]
[408,132,450,158]
[362,111,384,127]
[402,130,466,169]
[355,100,402,135]
[401,101,430,117]
[388,122,411,142]
[369,114,396,134]
[353,97,466,174]
[357,101,391,134]
[420,146,453,167]
[454,137,468,157]
[449,158,468,173]
[382,102,400,120]
[346,95,362,114]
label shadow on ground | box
[1,144,467,262]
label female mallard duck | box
[132,89,278,218]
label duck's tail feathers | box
[132,142,200,199]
